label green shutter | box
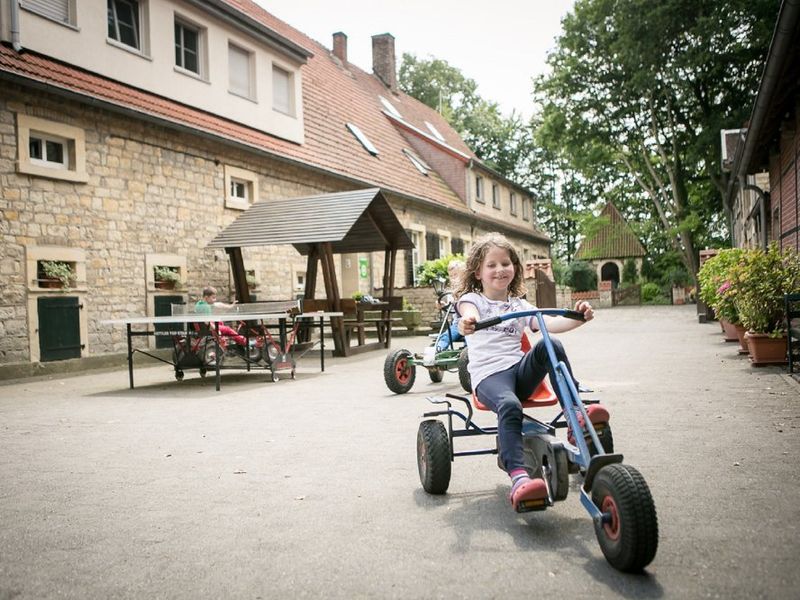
[38,296,81,362]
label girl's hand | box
[575,300,594,322]
[459,316,477,336]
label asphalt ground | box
[1,304,799,599]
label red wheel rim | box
[395,357,411,383]
[601,495,621,540]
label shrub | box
[697,248,746,323]
[641,282,663,303]
[416,254,464,286]
[622,258,638,285]
[565,260,597,292]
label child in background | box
[434,259,467,353]
[456,233,594,511]
[195,286,247,347]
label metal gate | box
[38,296,82,361]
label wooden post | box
[226,247,251,303]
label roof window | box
[346,123,379,156]
[379,96,403,119]
[424,121,446,142]
[403,149,429,175]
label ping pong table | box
[102,304,342,391]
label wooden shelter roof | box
[207,188,413,254]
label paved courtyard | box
[1,304,798,599]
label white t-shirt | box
[456,293,536,391]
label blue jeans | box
[475,338,575,473]
[435,323,464,352]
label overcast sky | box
[255,0,575,119]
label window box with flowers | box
[154,266,182,290]
[38,260,75,290]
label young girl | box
[455,233,594,511]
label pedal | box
[515,497,548,512]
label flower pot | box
[733,323,749,355]
[39,277,63,289]
[744,332,787,365]
[719,319,739,342]
[155,280,176,290]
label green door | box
[38,296,82,362]
[154,295,184,349]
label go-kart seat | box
[472,330,559,410]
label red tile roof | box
[575,203,646,259]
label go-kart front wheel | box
[417,420,451,494]
[384,349,416,394]
[591,463,658,573]
[428,367,444,383]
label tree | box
[533,0,776,283]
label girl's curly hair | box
[454,232,526,298]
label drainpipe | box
[11,0,23,51]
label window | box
[21,0,75,25]
[426,231,440,261]
[425,121,445,142]
[224,165,259,210]
[16,114,87,183]
[228,43,254,99]
[295,271,306,292]
[510,193,517,215]
[475,175,484,203]
[346,123,379,156]
[410,230,422,285]
[273,65,294,115]
[438,233,450,258]
[522,197,530,221]
[379,96,402,119]
[492,184,500,209]
[175,19,202,76]
[403,149,429,175]
[108,0,140,50]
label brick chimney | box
[332,32,347,64]
[372,33,397,91]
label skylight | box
[403,149,429,175]
[424,121,446,142]
[346,123,379,156]
[379,96,402,119]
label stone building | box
[573,203,646,287]
[0,0,550,371]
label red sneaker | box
[510,477,548,512]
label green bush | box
[696,248,745,323]
[565,260,597,292]
[416,254,464,286]
[622,258,638,285]
[641,282,663,303]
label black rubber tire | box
[199,368,207,378]
[384,349,416,394]
[417,420,451,494]
[591,463,659,573]
[597,424,614,454]
[175,370,184,381]
[428,367,444,383]
[457,348,471,393]
[551,446,569,501]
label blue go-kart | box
[416,308,658,573]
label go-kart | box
[415,308,658,572]
[383,302,470,393]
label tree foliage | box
[533,0,776,282]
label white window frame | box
[174,15,206,79]
[16,114,87,183]
[346,123,379,156]
[21,0,77,27]
[492,184,500,209]
[408,226,426,286]
[425,121,445,142]
[510,192,517,216]
[403,149,429,175]
[29,133,69,170]
[438,230,451,258]
[272,63,295,116]
[228,42,255,100]
[522,197,530,221]
[224,165,259,210]
[475,175,484,203]
[107,0,149,55]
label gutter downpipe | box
[11,0,22,51]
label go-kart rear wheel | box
[417,420,451,494]
[591,463,658,573]
[428,367,444,383]
[384,349,416,394]
[596,423,614,454]
[175,370,184,381]
[457,348,471,392]
[199,368,207,378]
[550,446,569,501]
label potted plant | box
[154,266,181,290]
[397,299,422,331]
[39,260,74,290]
[733,244,800,365]
[697,248,746,345]
[246,273,258,291]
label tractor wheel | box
[591,464,658,573]
[457,348,471,392]
[384,349,416,394]
[417,420,451,494]
[428,367,444,383]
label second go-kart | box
[383,302,470,393]
[416,308,658,572]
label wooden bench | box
[786,293,800,374]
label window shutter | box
[426,232,439,260]
[451,238,465,255]
[229,44,251,96]
[404,229,414,286]
[22,0,69,22]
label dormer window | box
[425,121,445,142]
[272,65,294,115]
[108,0,141,50]
[347,123,379,156]
[379,96,402,119]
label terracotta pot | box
[719,319,739,342]
[155,280,176,290]
[744,332,787,365]
[39,277,63,289]
[733,323,749,355]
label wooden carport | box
[207,188,414,356]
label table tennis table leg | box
[319,317,325,372]
[127,323,135,389]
